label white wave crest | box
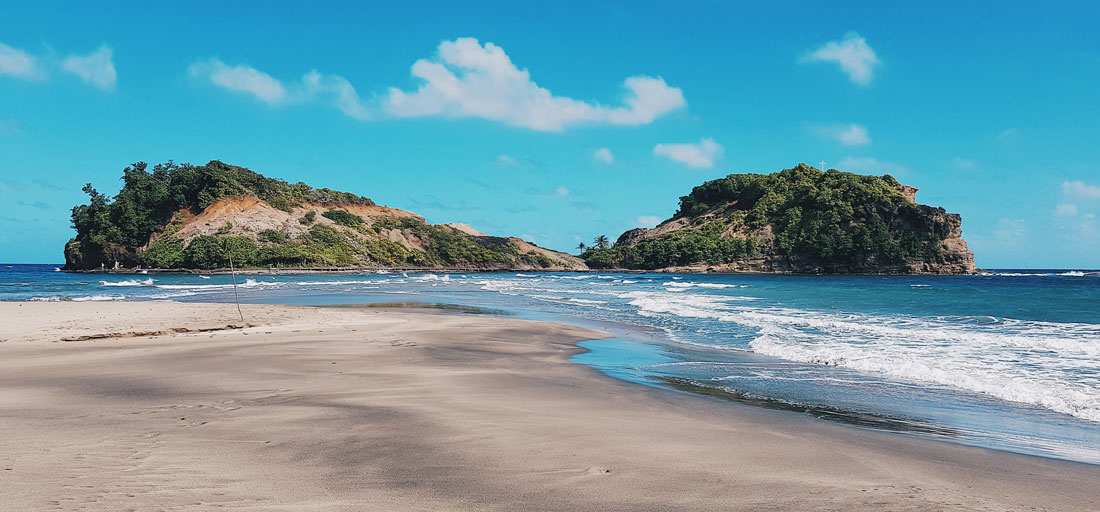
[100,279,154,287]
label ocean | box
[3,263,1098,464]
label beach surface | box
[0,302,1097,511]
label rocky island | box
[63,160,585,271]
[581,164,975,274]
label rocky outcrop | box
[607,168,975,275]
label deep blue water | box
[3,263,1099,463]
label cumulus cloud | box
[61,45,117,91]
[815,123,870,146]
[653,138,723,168]
[1062,180,1100,200]
[837,156,911,176]
[191,38,685,130]
[1055,204,1079,216]
[637,215,662,228]
[555,186,571,197]
[593,147,614,164]
[386,38,685,131]
[802,32,879,85]
[0,42,41,79]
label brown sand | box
[0,302,1097,511]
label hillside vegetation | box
[64,160,583,271]
[582,164,974,274]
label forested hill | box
[64,160,585,271]
[581,164,975,274]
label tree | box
[593,235,610,249]
[576,242,586,251]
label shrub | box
[183,235,224,269]
[181,235,258,268]
[322,209,363,227]
[257,229,288,244]
[300,211,316,225]
[141,237,185,268]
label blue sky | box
[1,1,1098,267]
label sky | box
[1,1,1098,268]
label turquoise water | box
[3,264,1099,463]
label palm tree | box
[576,242,587,251]
[593,235,610,249]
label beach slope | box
[0,302,1096,511]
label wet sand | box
[1,301,1097,511]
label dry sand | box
[0,301,1097,511]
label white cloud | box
[593,147,614,164]
[1085,213,1097,219]
[1062,180,1100,200]
[802,32,879,86]
[301,70,371,120]
[1055,204,1079,216]
[385,38,685,131]
[61,45,116,91]
[495,154,520,167]
[189,58,287,104]
[637,215,662,228]
[653,138,723,168]
[837,156,910,176]
[997,128,1018,140]
[815,123,870,146]
[555,186,570,197]
[190,37,686,130]
[0,42,41,79]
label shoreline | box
[1,301,1097,510]
[57,266,985,276]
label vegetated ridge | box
[64,160,584,271]
[580,163,975,274]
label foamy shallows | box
[3,265,1099,463]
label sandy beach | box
[0,301,1097,511]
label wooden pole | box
[229,253,244,323]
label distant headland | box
[63,160,584,272]
[579,163,975,274]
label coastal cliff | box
[585,164,975,274]
[63,160,585,271]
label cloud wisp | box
[802,32,879,86]
[189,59,286,104]
[1,41,115,89]
[0,42,42,80]
[654,138,724,168]
[593,147,614,164]
[190,37,686,131]
[61,45,117,91]
[1055,204,1079,217]
[814,123,871,146]
[1062,180,1100,200]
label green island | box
[63,160,583,271]
[579,164,975,274]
